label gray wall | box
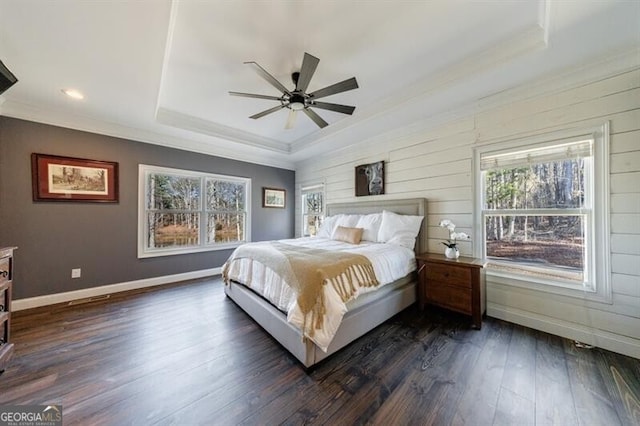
[0,117,295,299]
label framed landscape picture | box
[31,153,119,202]
[262,187,286,208]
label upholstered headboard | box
[325,198,428,254]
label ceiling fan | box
[229,52,358,129]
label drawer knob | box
[0,270,7,278]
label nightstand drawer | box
[426,284,472,315]
[425,263,471,289]
[0,257,9,285]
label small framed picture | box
[31,153,119,202]
[262,187,286,208]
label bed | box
[223,197,428,368]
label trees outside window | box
[139,165,250,258]
[476,123,610,301]
[483,156,587,283]
[301,184,324,236]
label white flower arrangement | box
[439,219,470,249]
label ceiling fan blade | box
[309,77,358,100]
[296,52,320,93]
[229,91,283,101]
[285,109,297,129]
[302,108,328,129]
[244,61,291,95]
[311,101,355,115]
[249,104,285,119]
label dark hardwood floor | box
[1,278,639,425]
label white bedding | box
[224,237,416,351]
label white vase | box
[445,247,460,259]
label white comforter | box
[223,237,416,351]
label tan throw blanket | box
[223,241,379,338]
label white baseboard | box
[13,267,222,311]
[487,303,640,359]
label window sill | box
[138,242,244,259]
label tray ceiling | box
[0,0,638,169]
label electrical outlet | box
[71,268,81,279]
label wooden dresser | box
[416,253,486,329]
[0,247,16,374]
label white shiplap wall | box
[294,66,640,359]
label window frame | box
[138,164,251,258]
[301,183,325,237]
[473,123,611,303]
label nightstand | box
[0,247,16,375]
[416,253,486,329]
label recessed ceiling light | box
[61,89,84,100]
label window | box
[138,165,251,258]
[301,184,324,236]
[475,123,610,301]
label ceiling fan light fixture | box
[287,92,306,111]
[289,101,305,111]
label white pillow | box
[356,213,383,242]
[316,214,343,238]
[335,214,362,228]
[377,210,424,249]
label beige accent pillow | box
[332,226,364,245]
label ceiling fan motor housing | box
[287,92,306,110]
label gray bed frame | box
[224,197,428,368]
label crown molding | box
[155,107,290,154]
[0,100,296,170]
[3,45,634,173]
